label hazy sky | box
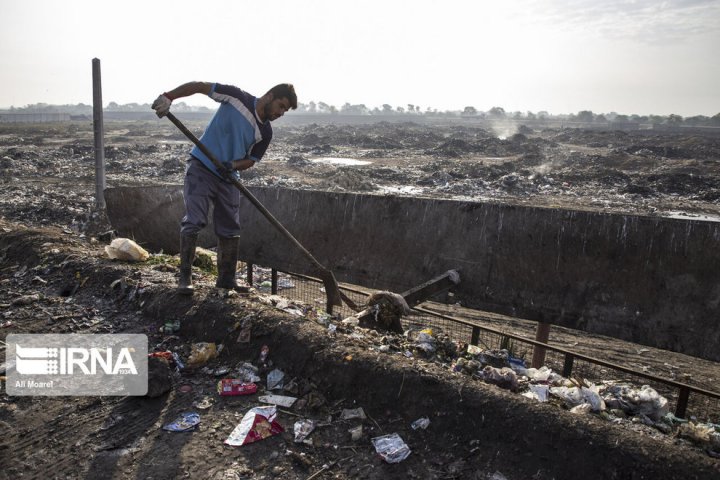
[1,0,719,116]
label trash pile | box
[146,340,421,465]
[323,318,720,456]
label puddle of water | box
[378,185,424,195]
[310,157,372,166]
[661,211,720,223]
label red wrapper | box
[225,406,284,446]
[217,379,258,396]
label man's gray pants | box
[180,157,241,238]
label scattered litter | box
[267,368,285,390]
[259,394,298,408]
[479,366,519,391]
[522,384,550,402]
[148,351,173,362]
[349,425,363,441]
[550,385,584,407]
[217,379,258,396]
[159,320,180,333]
[187,342,218,366]
[466,344,482,356]
[570,403,593,415]
[213,366,231,377]
[104,238,149,261]
[581,384,606,412]
[236,324,251,343]
[259,345,270,365]
[224,406,284,446]
[678,422,720,449]
[371,433,411,463]
[414,330,436,355]
[341,316,360,327]
[172,352,185,370]
[411,417,430,430]
[178,384,193,393]
[340,407,367,421]
[236,363,262,383]
[603,384,669,420]
[193,396,214,410]
[162,412,200,432]
[293,419,316,442]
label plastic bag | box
[105,238,149,262]
[372,433,411,463]
[581,384,606,412]
[340,407,367,420]
[411,417,430,430]
[523,384,550,402]
[550,386,584,407]
[293,419,315,442]
[187,342,217,366]
[267,368,285,390]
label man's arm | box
[163,81,213,100]
[230,159,256,171]
[151,82,213,117]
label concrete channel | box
[105,185,720,362]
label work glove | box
[151,94,172,117]
[220,160,239,182]
[221,160,235,173]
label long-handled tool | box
[165,112,357,312]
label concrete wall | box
[0,112,70,123]
[236,188,720,361]
[104,185,720,361]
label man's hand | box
[151,94,172,117]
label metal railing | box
[241,262,720,422]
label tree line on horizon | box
[3,101,719,127]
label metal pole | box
[92,58,105,209]
[531,322,551,368]
[271,269,278,295]
[246,262,254,286]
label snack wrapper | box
[162,412,200,432]
[217,379,258,396]
[225,406,284,446]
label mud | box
[1,120,719,479]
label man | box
[151,82,297,294]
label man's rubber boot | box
[216,236,249,293]
[178,233,197,295]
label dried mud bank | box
[1,221,719,479]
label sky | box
[1,0,719,116]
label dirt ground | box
[1,119,719,479]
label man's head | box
[260,83,297,122]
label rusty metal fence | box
[240,262,720,423]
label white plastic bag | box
[105,238,149,261]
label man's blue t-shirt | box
[190,83,272,179]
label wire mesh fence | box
[240,261,720,422]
